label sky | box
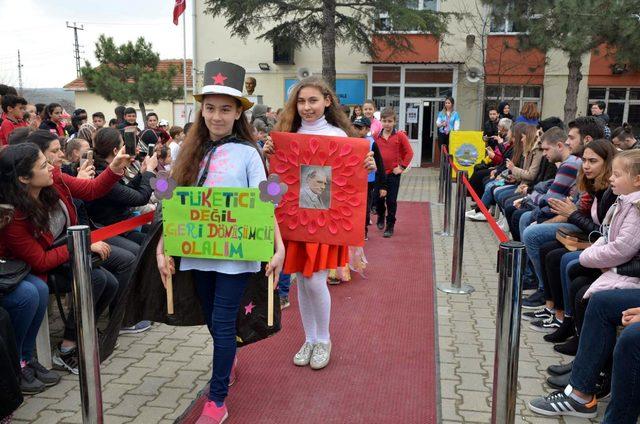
[0,0,194,88]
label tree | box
[482,0,640,122]
[202,0,455,89]
[81,35,183,117]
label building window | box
[375,1,438,32]
[588,87,640,134]
[372,86,400,110]
[490,1,525,33]
[484,84,543,119]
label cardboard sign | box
[448,130,486,177]
[270,132,369,246]
[162,187,274,261]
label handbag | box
[0,258,30,295]
[556,228,592,252]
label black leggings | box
[468,168,493,199]
[540,241,565,303]
[570,275,597,336]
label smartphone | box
[124,132,136,156]
[80,150,93,167]
[147,144,155,156]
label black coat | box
[85,163,154,226]
[567,188,617,236]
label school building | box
[192,0,640,167]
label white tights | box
[296,270,331,344]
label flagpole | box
[182,7,188,124]
[192,0,197,116]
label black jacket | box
[527,158,557,192]
[482,119,499,140]
[85,162,154,226]
[567,188,617,236]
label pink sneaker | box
[229,356,238,387]
[195,401,228,424]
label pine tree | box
[81,35,183,117]
[202,0,455,89]
[483,0,640,121]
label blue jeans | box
[495,185,517,208]
[569,289,640,424]
[522,221,580,289]
[193,270,250,404]
[560,251,582,315]
[278,273,291,298]
[480,180,502,206]
[604,322,640,423]
[0,275,48,361]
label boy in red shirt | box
[0,95,28,146]
[374,107,414,237]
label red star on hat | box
[212,72,228,85]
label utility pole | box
[66,21,85,77]
[17,50,23,94]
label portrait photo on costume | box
[299,165,331,210]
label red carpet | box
[178,202,437,423]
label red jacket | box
[374,129,414,174]
[0,117,28,146]
[1,166,122,281]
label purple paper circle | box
[157,179,169,192]
[267,182,280,196]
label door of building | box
[403,100,423,168]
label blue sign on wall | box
[285,78,366,105]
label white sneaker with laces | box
[468,211,487,221]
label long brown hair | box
[577,139,618,193]
[520,102,540,120]
[171,96,256,186]
[509,122,528,165]
[274,77,357,137]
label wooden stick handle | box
[267,272,274,327]
[165,255,174,315]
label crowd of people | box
[0,65,415,423]
[467,98,640,422]
[6,65,639,423]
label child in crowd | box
[0,95,28,146]
[353,116,386,240]
[374,107,414,238]
[362,99,382,136]
[580,149,640,297]
[156,145,172,172]
[168,125,184,161]
[39,103,66,137]
[92,112,106,130]
[266,76,376,371]
[253,120,268,149]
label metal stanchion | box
[438,170,474,294]
[435,154,452,237]
[67,225,104,424]
[491,241,526,424]
[435,146,446,205]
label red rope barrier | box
[90,211,155,243]
[461,175,509,243]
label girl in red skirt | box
[265,77,375,369]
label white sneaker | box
[497,215,510,233]
[293,342,314,366]
[310,341,332,370]
[465,209,478,218]
[467,211,487,221]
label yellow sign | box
[448,131,485,177]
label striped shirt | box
[540,154,582,206]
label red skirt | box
[283,240,349,277]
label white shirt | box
[179,142,267,274]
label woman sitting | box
[0,141,132,374]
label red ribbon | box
[90,211,155,243]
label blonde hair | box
[614,149,640,178]
[274,77,356,136]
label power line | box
[66,21,85,77]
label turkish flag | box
[173,0,186,25]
